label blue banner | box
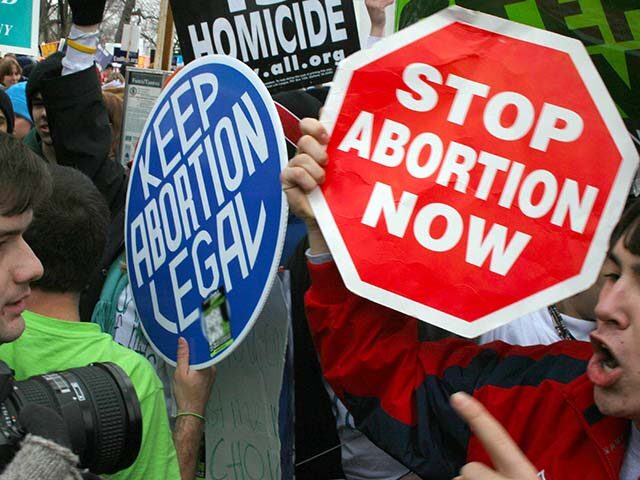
[126,55,288,367]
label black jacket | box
[40,65,127,320]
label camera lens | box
[6,362,141,474]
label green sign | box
[0,0,40,56]
[395,0,640,147]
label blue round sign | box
[125,55,288,367]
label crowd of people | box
[0,0,638,479]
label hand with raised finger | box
[450,392,539,480]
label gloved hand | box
[18,404,72,450]
[67,0,107,26]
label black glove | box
[18,404,72,450]
[68,0,107,26]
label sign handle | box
[155,0,174,71]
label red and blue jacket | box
[305,261,629,479]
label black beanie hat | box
[0,89,15,134]
[26,52,64,119]
[272,89,322,159]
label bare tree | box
[38,0,162,53]
[103,0,160,48]
[114,0,137,43]
[38,0,72,43]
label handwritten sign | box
[205,274,290,479]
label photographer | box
[0,164,180,479]
[0,133,88,478]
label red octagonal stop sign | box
[309,6,639,337]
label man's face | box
[0,110,7,133]
[588,237,640,425]
[31,93,52,146]
[0,210,43,343]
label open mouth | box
[596,340,619,370]
[588,336,623,387]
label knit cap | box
[26,52,64,119]
[0,88,14,133]
[6,81,31,124]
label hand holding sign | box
[173,337,216,480]
[126,55,288,367]
[450,392,539,480]
[282,119,329,221]
[173,337,216,415]
[282,118,331,255]
[311,6,638,337]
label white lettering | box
[153,102,181,177]
[466,216,531,276]
[361,182,417,237]
[530,103,584,152]
[171,81,202,153]
[337,110,374,159]
[169,248,199,332]
[371,119,410,167]
[413,203,463,252]
[192,230,220,298]
[235,193,266,269]
[396,62,442,112]
[484,91,535,141]
[405,132,443,179]
[445,74,490,125]
[217,202,249,292]
[518,169,558,219]
[233,92,268,175]
[435,141,476,193]
[550,180,599,234]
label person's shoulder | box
[106,341,164,395]
[22,128,41,152]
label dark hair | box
[609,196,640,255]
[0,89,15,133]
[0,132,51,215]
[25,165,109,293]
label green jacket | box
[0,311,181,479]
[23,127,44,158]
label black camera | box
[0,360,142,474]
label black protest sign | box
[169,0,361,93]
